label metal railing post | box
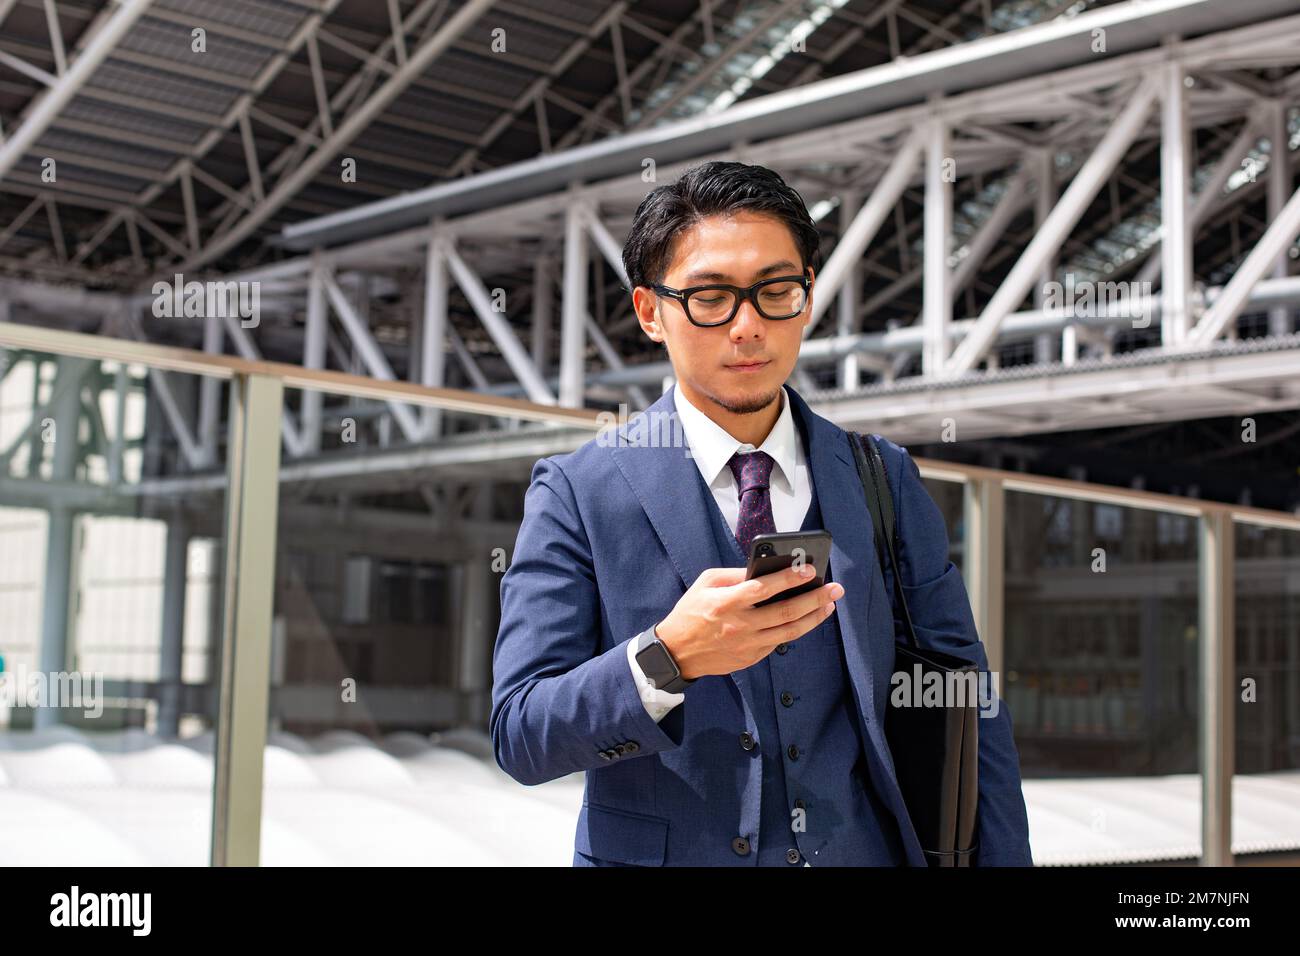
[963,475,1005,675]
[1198,508,1235,866]
[211,372,284,866]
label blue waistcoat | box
[694,430,905,866]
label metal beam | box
[179,164,201,252]
[215,314,310,457]
[197,312,223,466]
[807,129,924,335]
[584,311,650,409]
[176,0,497,273]
[944,78,1160,376]
[300,255,328,453]
[443,239,556,406]
[447,2,629,178]
[1264,99,1293,335]
[630,0,805,128]
[145,366,204,469]
[157,517,188,737]
[0,318,600,430]
[305,32,334,137]
[320,269,424,441]
[240,20,1291,296]
[530,250,552,376]
[420,231,449,438]
[950,165,1033,297]
[1032,148,1059,364]
[447,322,491,391]
[582,207,631,288]
[560,199,589,408]
[474,274,1300,395]
[0,47,57,86]
[48,0,344,269]
[280,0,1300,250]
[238,111,265,202]
[120,306,207,468]
[0,0,157,180]
[1161,60,1194,345]
[40,0,65,76]
[1187,179,1300,344]
[556,4,715,151]
[387,0,407,66]
[578,205,651,407]
[1137,112,1261,284]
[922,117,952,374]
[837,189,862,389]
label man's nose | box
[729,299,765,338]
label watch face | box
[637,640,677,688]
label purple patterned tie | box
[728,450,777,559]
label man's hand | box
[653,564,844,680]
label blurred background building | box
[0,0,1298,865]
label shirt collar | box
[673,382,799,493]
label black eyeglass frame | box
[650,270,812,327]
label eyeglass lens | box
[689,280,807,324]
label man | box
[491,161,1033,866]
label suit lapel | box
[783,387,883,713]
[608,385,726,593]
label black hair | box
[620,160,822,293]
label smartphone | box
[744,530,832,607]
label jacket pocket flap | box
[575,802,669,866]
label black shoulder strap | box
[849,432,920,650]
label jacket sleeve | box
[490,456,687,786]
[874,435,1034,867]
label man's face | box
[633,210,814,418]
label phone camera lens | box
[758,544,774,556]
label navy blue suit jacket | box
[490,383,1033,865]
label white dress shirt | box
[627,383,812,721]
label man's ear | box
[633,286,665,344]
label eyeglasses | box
[651,271,811,328]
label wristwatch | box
[635,626,696,694]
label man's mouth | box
[725,360,769,372]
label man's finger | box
[701,566,748,588]
[752,581,841,629]
[729,563,814,604]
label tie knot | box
[727,450,776,495]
